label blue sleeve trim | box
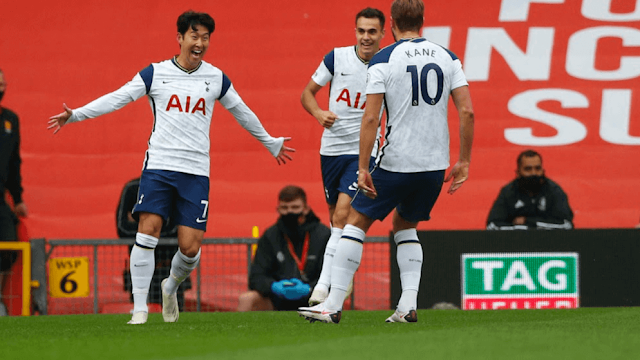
[323,50,335,76]
[139,65,154,94]
[219,73,232,100]
[369,41,404,68]
[435,44,459,61]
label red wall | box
[1,0,638,239]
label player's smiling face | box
[177,24,210,70]
[355,17,384,62]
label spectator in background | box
[487,149,573,230]
[0,68,28,316]
[237,185,330,311]
[116,177,191,312]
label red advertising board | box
[0,0,637,238]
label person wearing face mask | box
[0,68,28,316]
[487,150,573,230]
[237,185,330,311]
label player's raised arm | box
[301,79,338,129]
[444,85,474,194]
[225,98,296,165]
[46,74,145,134]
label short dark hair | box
[356,7,385,29]
[517,149,543,168]
[391,0,424,32]
[278,185,307,204]
[177,11,215,35]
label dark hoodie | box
[248,209,330,297]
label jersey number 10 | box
[406,64,444,106]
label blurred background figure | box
[0,68,28,316]
[237,185,330,311]
[487,149,573,230]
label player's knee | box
[332,207,350,228]
[137,213,163,237]
[179,244,201,258]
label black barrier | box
[390,229,640,309]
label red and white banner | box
[1,0,637,238]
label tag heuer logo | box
[461,252,579,310]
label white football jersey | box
[366,38,468,173]
[68,58,281,177]
[311,46,380,156]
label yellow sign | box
[49,257,90,298]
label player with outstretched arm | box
[48,10,294,325]
[298,0,474,324]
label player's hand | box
[316,110,338,129]
[444,161,469,194]
[276,137,295,165]
[358,169,377,199]
[48,103,73,134]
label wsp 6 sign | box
[49,257,90,298]
[462,253,579,310]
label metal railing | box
[35,236,390,315]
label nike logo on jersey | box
[196,218,207,223]
[163,80,172,84]
[341,73,351,76]
[348,182,358,191]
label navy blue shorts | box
[132,170,210,231]
[321,155,375,205]
[350,168,445,222]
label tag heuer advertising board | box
[462,253,579,310]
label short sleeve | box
[449,59,469,90]
[311,51,334,87]
[366,63,387,95]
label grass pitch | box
[2,308,640,360]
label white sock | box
[325,224,365,310]
[163,249,201,295]
[316,227,343,290]
[130,233,158,314]
[394,228,422,313]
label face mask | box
[518,175,544,193]
[280,212,303,229]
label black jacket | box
[249,210,330,297]
[486,178,574,230]
[0,107,22,206]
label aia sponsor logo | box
[166,95,206,115]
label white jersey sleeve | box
[311,52,334,87]
[224,88,284,158]
[67,73,147,123]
